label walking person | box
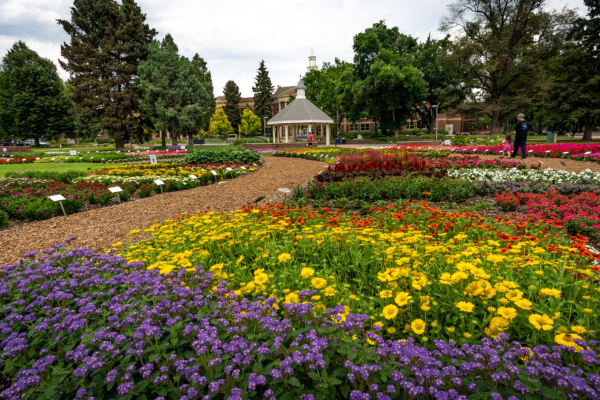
[511,113,531,159]
[308,132,314,147]
[501,133,512,157]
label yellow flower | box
[439,273,455,285]
[487,254,506,263]
[534,270,544,276]
[552,312,561,320]
[311,295,321,301]
[571,326,587,334]
[505,289,524,301]
[513,299,533,310]
[456,301,475,313]
[583,295,591,300]
[431,321,438,327]
[395,292,412,307]
[311,277,327,289]
[488,307,497,312]
[284,292,299,304]
[584,308,593,314]
[411,319,426,335]
[387,327,396,334]
[379,290,393,299]
[254,273,269,285]
[447,327,455,333]
[529,314,554,331]
[555,333,585,350]
[497,307,517,320]
[349,294,358,300]
[485,317,510,338]
[278,253,291,263]
[464,332,472,338]
[300,267,315,278]
[539,288,561,299]
[382,304,399,320]
[236,255,244,265]
[323,286,336,296]
[374,321,383,328]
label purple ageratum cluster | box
[1,244,600,399]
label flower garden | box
[2,145,600,399]
[0,150,262,225]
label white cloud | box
[0,0,587,97]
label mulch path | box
[452,154,600,173]
[0,157,326,265]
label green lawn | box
[36,145,117,153]
[0,162,123,177]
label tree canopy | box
[208,106,234,136]
[240,107,262,136]
[223,80,242,133]
[252,60,274,128]
[0,41,73,146]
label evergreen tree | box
[223,80,242,133]
[138,34,212,147]
[0,41,73,145]
[192,54,215,132]
[209,106,234,136]
[57,0,156,149]
[252,60,274,128]
[546,0,599,140]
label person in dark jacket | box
[511,113,531,159]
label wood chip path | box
[0,157,325,265]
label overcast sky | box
[0,0,587,97]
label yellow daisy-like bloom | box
[497,307,517,320]
[300,267,315,278]
[431,321,438,328]
[529,314,554,331]
[505,289,523,301]
[311,295,321,301]
[488,306,497,312]
[447,327,455,333]
[534,270,544,276]
[382,304,399,320]
[411,319,426,335]
[584,308,593,314]
[456,301,475,313]
[439,273,455,285]
[311,277,327,289]
[555,333,585,350]
[349,294,358,300]
[539,288,561,299]
[552,312,561,320]
[485,317,509,338]
[278,253,291,263]
[487,254,506,263]
[395,292,412,307]
[388,327,396,334]
[571,325,587,334]
[323,286,336,296]
[464,332,472,338]
[254,273,269,285]
[513,299,533,310]
[451,271,469,282]
[284,292,299,304]
[379,290,393,299]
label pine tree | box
[192,54,216,132]
[252,60,274,128]
[57,0,156,149]
[0,41,73,145]
[223,80,241,133]
[138,34,212,147]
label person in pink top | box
[308,133,314,147]
[501,134,512,157]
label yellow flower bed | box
[119,202,599,348]
[92,162,217,177]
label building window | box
[349,124,359,132]
[276,105,279,112]
[280,102,285,110]
[360,123,370,131]
[469,120,476,129]
[405,121,415,130]
[265,127,272,134]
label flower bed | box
[1,242,600,399]
[122,203,600,349]
[447,143,600,159]
[449,168,600,185]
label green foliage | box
[191,54,216,132]
[138,34,212,146]
[0,210,8,229]
[223,80,242,132]
[58,0,157,148]
[252,60,274,126]
[239,108,262,136]
[208,106,234,136]
[183,149,262,164]
[4,170,86,184]
[0,41,73,144]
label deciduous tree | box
[0,41,73,146]
[240,107,262,136]
[209,106,234,136]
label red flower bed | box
[0,158,37,164]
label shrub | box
[183,149,262,164]
[0,209,8,229]
[137,183,153,198]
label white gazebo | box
[267,79,334,146]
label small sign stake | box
[108,186,123,203]
[48,194,67,216]
[154,179,165,194]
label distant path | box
[0,157,325,265]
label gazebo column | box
[285,125,289,143]
[326,125,331,146]
[308,124,312,142]
[272,126,276,143]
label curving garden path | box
[0,157,325,265]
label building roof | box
[267,98,333,125]
[273,86,295,97]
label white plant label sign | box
[149,155,157,165]
[70,150,77,156]
[49,195,66,201]
[108,187,123,193]
[154,179,164,185]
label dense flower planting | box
[0,158,37,164]
[121,203,600,350]
[445,143,600,159]
[449,168,600,185]
[2,242,600,399]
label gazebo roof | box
[267,79,333,125]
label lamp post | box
[431,105,439,142]
[263,117,268,140]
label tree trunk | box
[171,121,178,146]
[583,119,594,141]
[161,131,166,147]
[188,133,194,149]
[115,135,125,149]
[393,108,399,139]
[427,108,434,135]
[491,111,501,136]
[35,138,40,147]
[336,102,340,138]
